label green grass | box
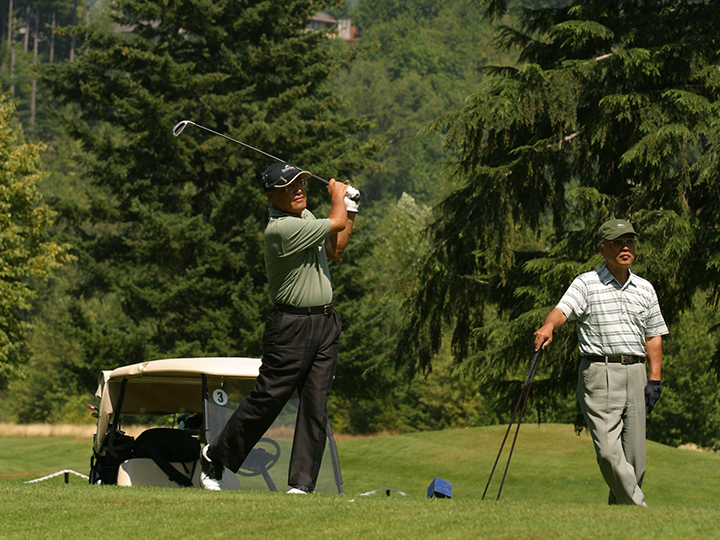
[0,436,89,482]
[340,424,720,506]
[2,424,720,539]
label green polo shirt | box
[264,207,333,306]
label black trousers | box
[209,306,342,490]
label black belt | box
[585,355,645,365]
[275,303,334,315]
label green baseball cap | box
[597,219,638,242]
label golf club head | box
[172,120,192,137]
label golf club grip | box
[311,174,329,185]
[524,347,543,386]
[310,175,361,202]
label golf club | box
[172,120,360,202]
[482,346,544,501]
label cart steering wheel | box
[237,438,281,477]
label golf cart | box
[89,357,343,493]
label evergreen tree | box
[36,0,376,392]
[396,0,720,427]
[647,293,720,449]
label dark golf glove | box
[644,380,662,414]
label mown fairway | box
[2,424,720,539]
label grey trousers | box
[577,358,647,506]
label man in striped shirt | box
[533,219,668,506]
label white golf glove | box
[344,195,359,213]
[344,185,360,213]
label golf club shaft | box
[496,377,534,500]
[482,347,543,501]
[481,381,527,500]
[173,120,330,185]
[326,418,345,495]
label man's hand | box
[327,178,349,234]
[327,178,349,200]
[345,195,359,213]
[644,380,662,414]
[533,308,568,351]
[533,325,553,351]
[345,185,360,202]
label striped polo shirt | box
[556,265,668,357]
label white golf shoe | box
[200,445,223,491]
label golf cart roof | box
[100,357,261,382]
[94,357,261,452]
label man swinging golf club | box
[200,162,357,493]
[533,219,668,506]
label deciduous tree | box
[0,93,70,378]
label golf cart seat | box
[117,458,199,487]
[117,458,241,489]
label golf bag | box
[132,428,201,487]
[89,428,134,485]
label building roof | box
[310,12,338,25]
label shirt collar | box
[268,206,306,219]
[597,264,635,287]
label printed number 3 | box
[213,389,228,406]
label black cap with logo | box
[262,163,311,192]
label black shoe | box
[200,446,223,490]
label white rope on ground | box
[25,469,89,483]
[358,487,410,497]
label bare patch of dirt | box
[678,443,716,453]
[0,423,398,441]
[0,423,149,439]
